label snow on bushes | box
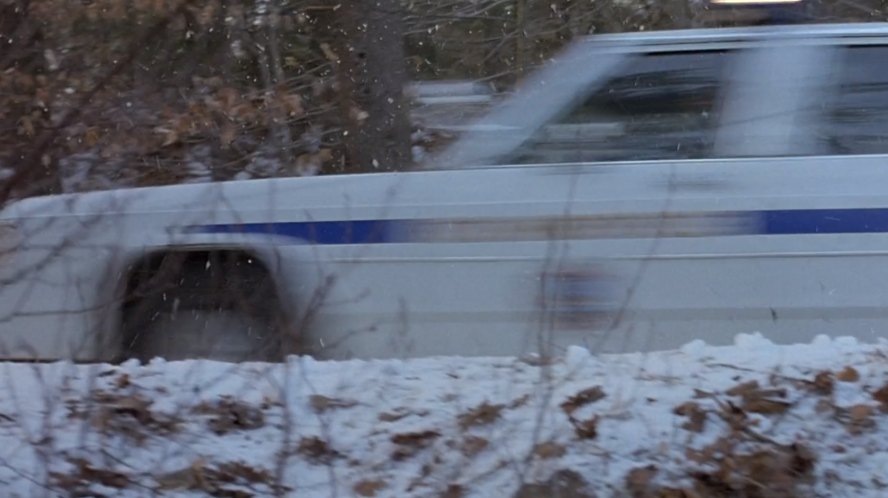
[1,333,887,497]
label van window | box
[504,51,730,164]
[826,46,888,155]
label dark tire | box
[121,251,286,363]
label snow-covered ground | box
[2,333,887,497]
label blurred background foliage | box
[1,0,886,195]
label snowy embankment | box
[2,333,888,497]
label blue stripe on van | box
[191,208,888,244]
[194,220,401,245]
[763,208,888,235]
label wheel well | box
[117,248,293,361]
[122,249,275,309]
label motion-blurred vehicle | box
[3,20,888,362]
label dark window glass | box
[505,51,729,164]
[827,46,888,155]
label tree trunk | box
[325,0,412,173]
[515,0,528,78]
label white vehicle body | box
[4,23,888,361]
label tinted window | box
[503,51,729,164]
[827,46,888,155]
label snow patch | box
[733,331,775,350]
[0,335,885,496]
[564,344,591,368]
[679,338,707,357]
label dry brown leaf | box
[378,411,409,422]
[790,443,817,476]
[849,404,874,419]
[320,42,339,62]
[215,87,240,110]
[872,382,888,411]
[812,371,835,395]
[841,404,876,434]
[533,441,567,460]
[210,461,272,484]
[83,127,101,147]
[837,366,860,382]
[692,388,712,399]
[674,402,707,433]
[230,102,257,121]
[156,459,207,490]
[219,124,237,147]
[157,459,282,496]
[160,129,179,147]
[461,435,489,457]
[625,464,657,498]
[509,394,531,409]
[91,391,181,441]
[392,430,441,447]
[718,400,751,433]
[693,442,816,498]
[52,458,137,494]
[725,380,760,397]
[114,373,131,389]
[457,402,503,430]
[725,381,791,415]
[569,415,599,439]
[743,396,792,415]
[156,459,273,497]
[193,398,264,435]
[354,479,386,497]
[18,116,35,137]
[391,430,440,460]
[440,484,464,498]
[560,386,606,415]
[71,458,130,488]
[310,394,358,413]
[317,148,333,162]
[297,436,341,463]
[280,93,304,117]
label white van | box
[3,23,888,362]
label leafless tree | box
[319,0,413,173]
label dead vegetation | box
[50,457,130,494]
[456,401,504,430]
[391,430,442,460]
[155,459,286,497]
[514,469,596,498]
[629,366,885,498]
[23,358,888,496]
[83,390,182,443]
[193,397,266,435]
[295,436,342,464]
